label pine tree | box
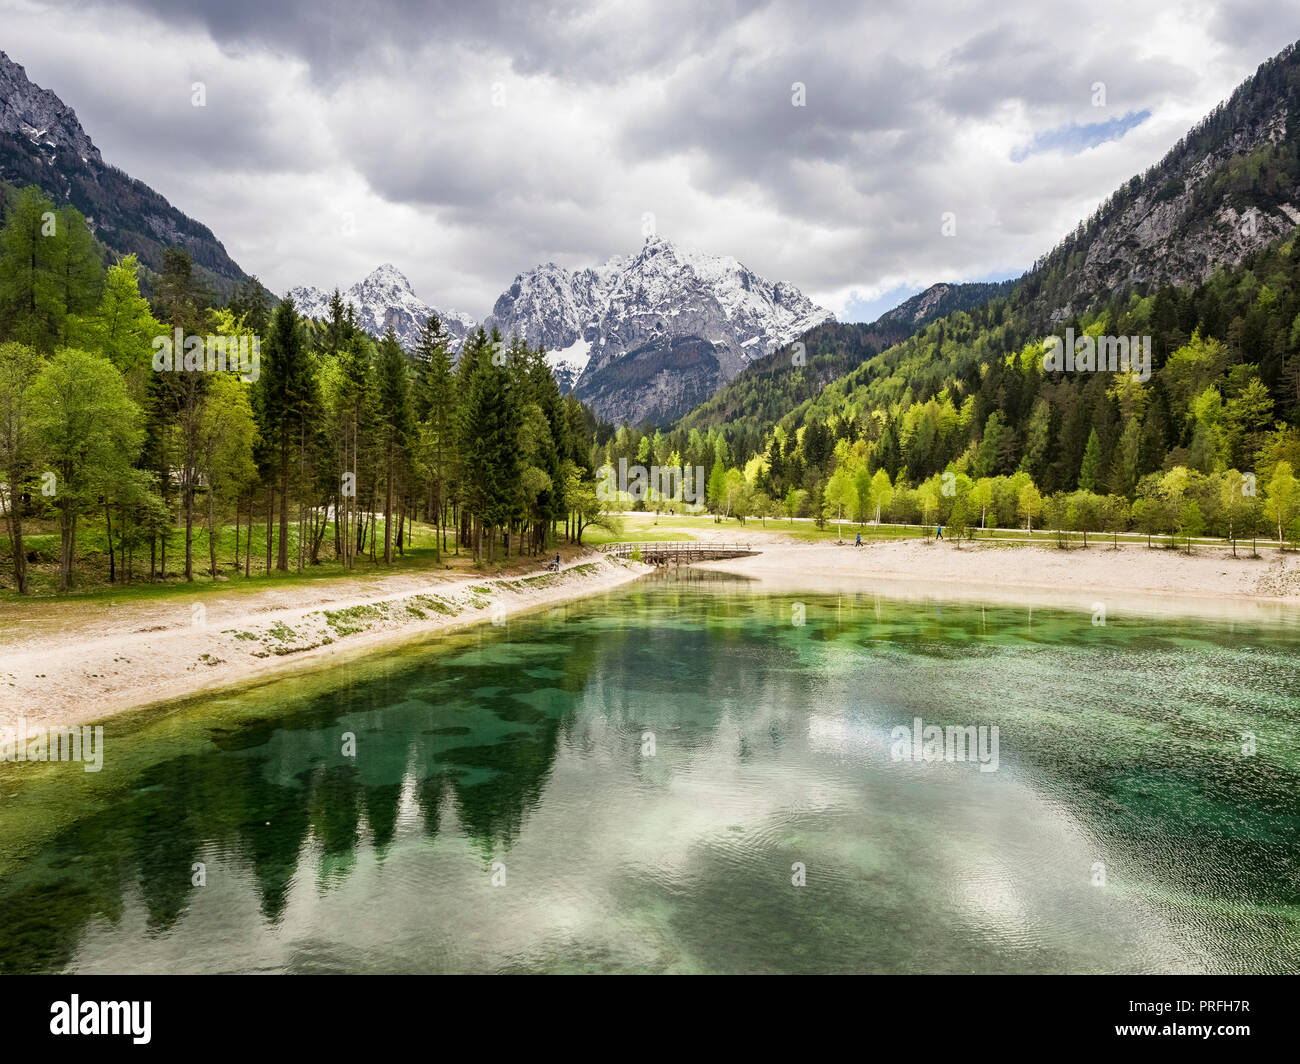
[417,315,456,558]
[228,276,272,337]
[458,328,520,563]
[334,332,374,569]
[259,298,314,571]
[69,254,163,372]
[0,186,102,351]
[1078,428,1102,491]
[375,328,414,563]
[153,248,209,334]
[150,248,215,580]
[1110,417,1142,497]
[50,205,103,341]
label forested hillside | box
[676,280,1013,450]
[586,41,1300,548]
[0,51,247,298]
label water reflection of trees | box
[0,625,601,973]
[0,592,879,974]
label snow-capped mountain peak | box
[289,265,476,352]
[482,235,831,421]
[289,239,828,424]
[355,263,415,297]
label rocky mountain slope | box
[875,280,1014,331]
[0,50,247,293]
[289,265,476,352]
[676,279,1013,438]
[1020,39,1300,322]
[480,258,625,390]
[485,235,834,424]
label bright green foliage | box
[28,347,143,589]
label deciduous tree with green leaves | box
[28,347,143,590]
[0,340,43,592]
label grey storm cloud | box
[619,50,928,180]
[5,0,1296,319]
[69,0,771,85]
[935,25,1201,120]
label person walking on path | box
[855,532,862,547]
[935,524,943,540]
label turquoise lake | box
[1,572,1297,974]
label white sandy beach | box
[691,529,1300,621]
[4,530,1300,728]
[0,554,648,729]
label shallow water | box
[1,575,1297,973]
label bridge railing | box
[598,541,755,558]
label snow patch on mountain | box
[545,337,593,393]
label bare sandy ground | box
[691,528,1300,622]
[0,554,648,729]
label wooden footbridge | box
[599,541,759,566]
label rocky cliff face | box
[480,258,625,390]
[0,51,100,163]
[486,235,833,424]
[0,50,247,291]
[1027,40,1300,321]
[1052,110,1298,320]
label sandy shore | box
[0,553,648,729]
[691,530,1300,621]
[5,528,1300,729]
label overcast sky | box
[2,0,1295,321]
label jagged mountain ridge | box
[484,234,834,424]
[0,50,247,293]
[289,265,477,352]
[302,237,834,426]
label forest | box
[0,185,611,595]
[7,175,1300,601]
[590,226,1300,551]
